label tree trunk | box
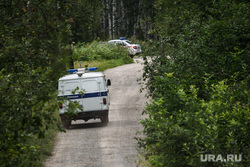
[112,0,116,38]
[121,0,125,36]
[107,0,112,39]
[101,0,106,39]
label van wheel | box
[61,119,71,129]
[101,113,109,125]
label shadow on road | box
[68,121,104,130]
[67,119,138,130]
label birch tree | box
[100,0,156,40]
[112,0,116,38]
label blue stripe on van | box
[58,91,108,100]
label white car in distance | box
[108,38,142,57]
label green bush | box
[73,41,130,61]
[140,75,249,167]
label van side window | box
[82,80,98,92]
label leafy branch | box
[2,0,46,26]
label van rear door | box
[81,78,102,112]
[61,80,83,112]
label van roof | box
[59,72,104,81]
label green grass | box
[74,58,133,72]
[29,95,63,167]
[73,40,130,62]
[33,123,60,167]
[39,117,62,166]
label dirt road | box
[45,57,147,167]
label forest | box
[0,0,249,166]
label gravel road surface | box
[45,57,147,167]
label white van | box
[58,67,111,128]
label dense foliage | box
[0,0,103,166]
[140,0,249,166]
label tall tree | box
[100,0,156,40]
[67,0,103,43]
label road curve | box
[45,57,147,167]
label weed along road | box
[45,57,147,167]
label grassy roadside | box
[34,121,60,167]
[74,58,133,72]
[20,95,63,167]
